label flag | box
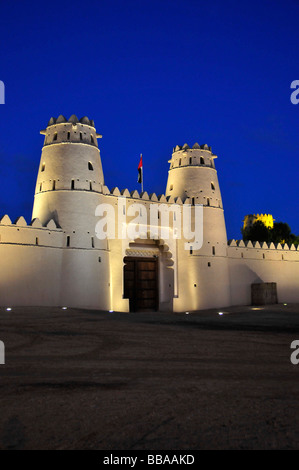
[137,154,143,184]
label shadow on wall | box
[230,264,263,306]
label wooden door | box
[124,257,158,312]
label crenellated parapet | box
[40,115,102,148]
[228,239,299,261]
[104,185,198,204]
[0,215,63,248]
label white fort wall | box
[1,113,299,312]
[0,214,110,309]
[228,240,299,306]
[1,188,299,311]
[0,216,63,306]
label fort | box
[0,114,298,312]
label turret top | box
[47,115,95,128]
[173,143,212,153]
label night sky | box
[0,0,298,240]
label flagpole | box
[141,153,143,193]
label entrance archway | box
[123,256,158,312]
[122,237,175,312]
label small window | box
[90,134,94,144]
[263,253,265,259]
[35,237,39,245]
[71,180,75,190]
[169,184,173,191]
[66,236,70,247]
[41,162,45,172]
[39,183,42,192]
[207,198,210,206]
[192,197,195,206]
[67,131,70,140]
[241,252,244,258]
[88,161,94,171]
[91,237,94,248]
[53,132,57,141]
[98,257,101,263]
[179,158,181,166]
[190,246,193,255]
[212,246,215,255]
[52,180,56,190]
[80,132,83,141]
[89,181,92,191]
[189,157,192,165]
[208,262,211,267]
[200,157,204,164]
[211,182,215,190]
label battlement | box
[46,115,96,128]
[40,115,102,147]
[228,239,299,261]
[0,215,63,248]
[172,143,212,152]
[101,185,223,208]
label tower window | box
[192,197,195,206]
[89,181,92,191]
[179,158,181,166]
[35,237,39,245]
[52,180,56,190]
[90,135,94,144]
[190,246,193,255]
[71,179,75,190]
[212,246,215,255]
[207,198,210,206]
[169,184,173,191]
[67,131,70,140]
[39,183,42,192]
[41,162,45,172]
[211,182,215,190]
[88,161,94,171]
[66,236,70,247]
[53,132,57,141]
[91,237,94,248]
[80,132,83,141]
[189,157,192,164]
[200,157,204,164]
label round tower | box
[32,114,104,236]
[166,143,231,310]
[31,115,110,310]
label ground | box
[0,304,299,450]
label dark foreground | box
[0,304,299,450]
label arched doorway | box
[123,256,159,312]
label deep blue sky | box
[0,0,298,239]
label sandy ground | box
[0,304,299,450]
